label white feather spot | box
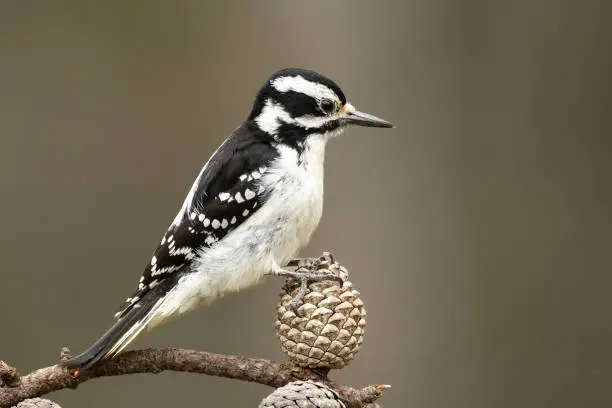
[212,219,221,229]
[244,188,256,200]
[251,170,261,179]
[239,174,248,181]
[218,192,230,201]
[151,265,182,277]
[235,192,245,203]
[167,235,174,242]
[205,235,217,245]
[242,209,249,217]
[230,216,237,224]
[151,256,157,265]
[221,218,229,229]
[148,279,160,289]
[204,218,211,227]
[198,213,205,221]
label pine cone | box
[16,399,62,408]
[259,381,345,408]
[274,253,366,369]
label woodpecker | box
[66,68,393,370]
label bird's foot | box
[285,257,323,269]
[268,266,344,313]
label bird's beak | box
[341,103,394,128]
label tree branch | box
[0,348,389,408]
[0,362,21,388]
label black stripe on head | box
[274,90,319,118]
[275,119,344,153]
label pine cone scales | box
[259,381,346,408]
[275,254,366,369]
[16,399,62,408]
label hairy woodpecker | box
[66,68,393,370]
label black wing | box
[115,124,278,318]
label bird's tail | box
[65,276,179,371]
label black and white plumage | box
[66,68,393,370]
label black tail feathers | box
[65,295,161,370]
[65,273,181,371]
[64,301,154,370]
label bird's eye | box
[319,99,336,114]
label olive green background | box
[1,1,611,407]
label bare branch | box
[0,348,388,408]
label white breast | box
[157,135,328,318]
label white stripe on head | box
[293,114,335,129]
[255,99,294,135]
[272,75,340,103]
[293,103,355,129]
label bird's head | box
[248,68,393,145]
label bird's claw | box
[273,269,344,314]
[286,257,322,269]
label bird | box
[65,68,393,371]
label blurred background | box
[1,1,611,407]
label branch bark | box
[0,348,388,408]
[0,362,21,388]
